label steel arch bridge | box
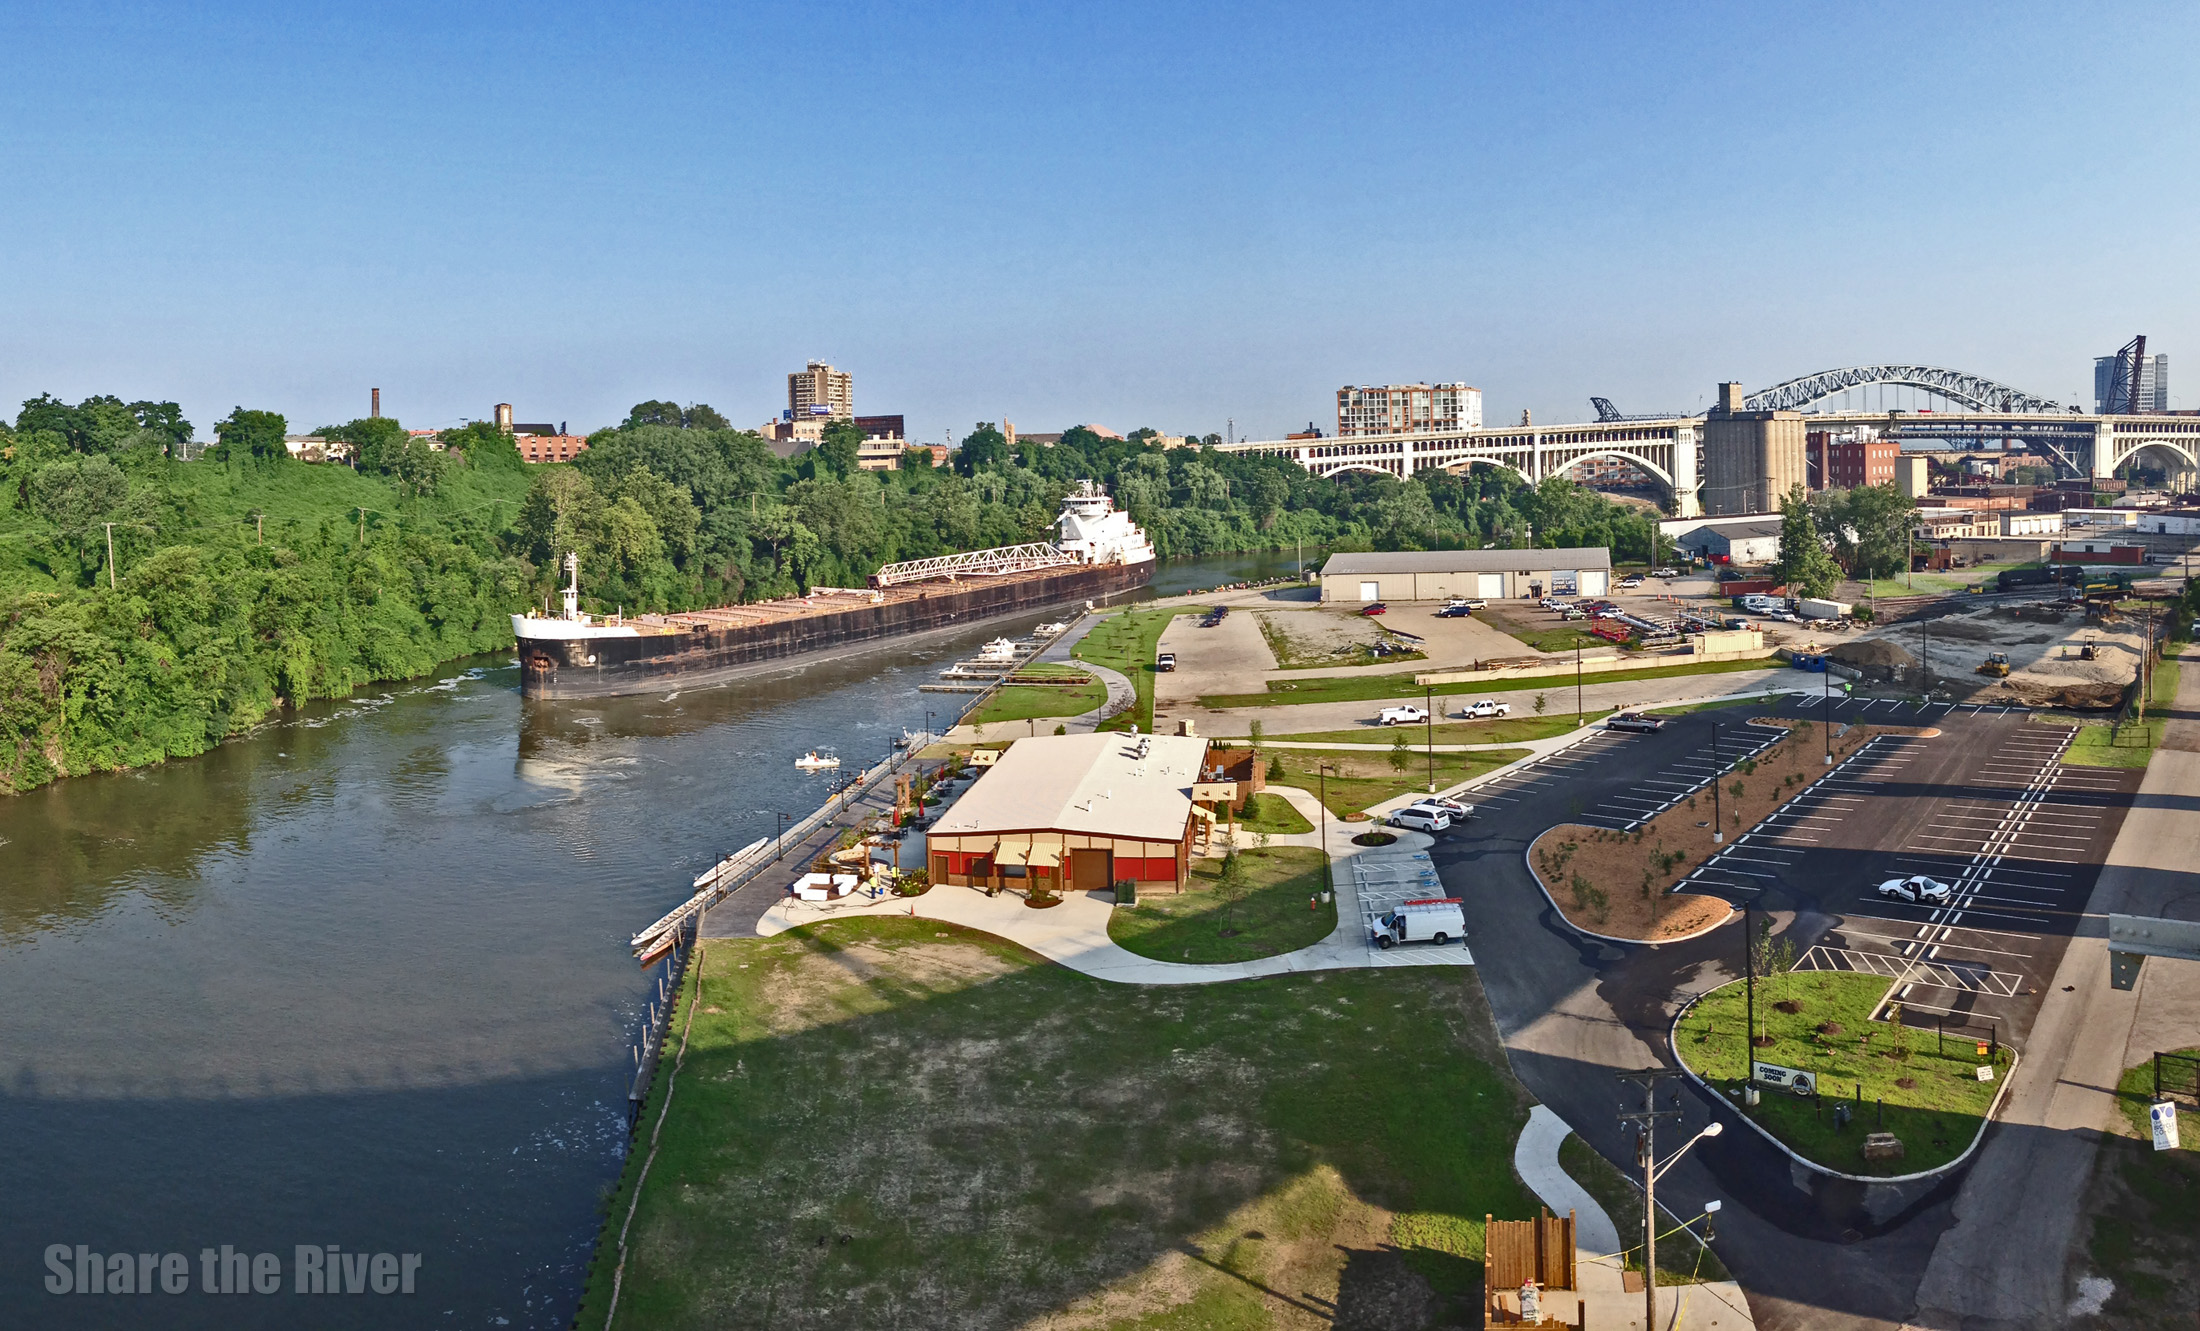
[1741,366,2067,415]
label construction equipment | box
[1977,652,2010,678]
[2081,635,2099,662]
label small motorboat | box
[794,750,841,770]
[975,637,1019,663]
[1035,621,1069,635]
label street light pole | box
[776,812,792,862]
[1619,1068,1715,1331]
[1317,763,1335,901]
[1576,646,1583,724]
[1711,721,1723,844]
[1425,686,1435,793]
[1824,657,1833,764]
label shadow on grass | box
[581,918,1542,1330]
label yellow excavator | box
[1977,651,2010,678]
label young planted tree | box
[1388,728,1413,774]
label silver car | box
[1876,875,1952,905]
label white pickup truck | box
[1369,898,1467,949]
[1458,699,1512,719]
[1377,705,1429,726]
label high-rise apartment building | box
[2094,350,2168,413]
[789,361,854,420]
[1335,383,1482,437]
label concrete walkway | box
[1907,639,2200,1331]
[1512,1104,1758,1330]
[747,781,1474,984]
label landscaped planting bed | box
[1675,970,2011,1176]
[1527,718,1893,941]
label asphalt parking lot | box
[1465,719,1793,831]
[1663,694,2142,1046]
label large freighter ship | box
[511,481,1157,699]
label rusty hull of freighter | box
[515,560,1148,700]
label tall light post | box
[1823,657,1833,764]
[1710,721,1723,844]
[776,812,793,862]
[1317,762,1337,902]
[1576,646,1584,724]
[1424,686,1436,793]
[1618,1067,1724,1331]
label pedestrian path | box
[1511,1105,1757,1330]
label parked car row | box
[1374,699,1511,725]
[1388,795,1475,834]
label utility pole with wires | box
[1617,1067,1720,1331]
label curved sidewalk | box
[1511,1104,1757,1330]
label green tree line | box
[3,394,1668,793]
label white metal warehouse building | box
[1316,548,1613,603]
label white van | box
[1389,806,1450,833]
[1370,898,1466,949]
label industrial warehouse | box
[1316,548,1613,603]
[924,732,1209,894]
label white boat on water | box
[975,637,1019,663]
[1036,620,1069,635]
[794,750,841,770]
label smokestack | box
[371,387,381,418]
[495,403,514,433]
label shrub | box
[1266,754,1286,780]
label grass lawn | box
[1268,710,1611,747]
[1198,656,1775,710]
[2078,1047,2200,1324]
[1235,790,1313,835]
[1271,747,1530,819]
[1074,606,1202,732]
[966,665,1107,727]
[1858,562,2032,601]
[1506,625,1621,654]
[2059,658,2181,769]
[1675,971,2010,1176]
[581,918,1542,1329]
[1109,846,1335,963]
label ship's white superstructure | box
[1053,480,1157,568]
[513,554,643,642]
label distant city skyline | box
[2,2,2195,445]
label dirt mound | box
[1830,639,1917,669]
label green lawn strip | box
[1268,710,1612,747]
[1273,747,1531,819]
[1648,695,1788,717]
[1074,606,1204,732]
[1507,626,1622,653]
[1555,1134,1729,1284]
[1675,971,2009,1177]
[1234,790,1313,835]
[966,669,1108,727]
[2081,1048,2200,1323]
[1108,846,1335,963]
[2059,657,2182,769]
[1199,656,1774,710]
[578,918,1542,1328]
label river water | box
[0,550,1307,1329]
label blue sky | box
[2,1,2195,442]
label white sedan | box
[1876,875,1953,905]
